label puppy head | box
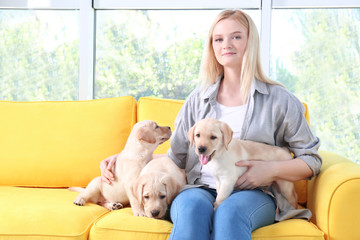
[187,118,233,165]
[134,120,172,145]
[133,174,178,219]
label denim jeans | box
[169,187,276,240]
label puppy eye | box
[160,195,166,199]
[155,125,159,129]
[196,134,200,138]
[210,136,217,140]
[144,196,150,200]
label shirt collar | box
[250,78,269,96]
[201,76,222,101]
[202,77,269,101]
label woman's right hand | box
[100,154,118,184]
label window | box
[270,8,360,163]
[0,9,79,101]
[94,9,260,100]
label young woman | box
[101,10,321,240]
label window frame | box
[0,0,359,99]
[93,0,261,10]
[0,0,80,9]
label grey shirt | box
[167,78,322,221]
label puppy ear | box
[219,121,233,150]
[161,176,181,205]
[187,123,197,148]
[132,177,145,206]
[137,127,156,144]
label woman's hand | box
[100,154,118,184]
[234,160,277,190]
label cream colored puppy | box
[71,120,172,216]
[132,156,186,219]
[188,118,297,210]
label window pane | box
[270,9,360,163]
[0,10,79,101]
[94,10,260,100]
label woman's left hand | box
[234,160,277,190]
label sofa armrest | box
[307,150,360,240]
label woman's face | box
[212,18,248,69]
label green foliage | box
[273,9,360,163]
[94,10,203,100]
[0,10,79,101]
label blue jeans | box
[169,187,276,240]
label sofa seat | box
[89,208,172,240]
[88,207,324,240]
[0,187,108,240]
[252,219,324,240]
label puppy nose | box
[151,210,160,217]
[198,146,206,153]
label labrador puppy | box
[188,118,297,210]
[132,156,186,219]
[71,120,172,216]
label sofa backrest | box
[137,96,310,206]
[0,97,137,187]
[137,97,185,155]
[0,95,310,205]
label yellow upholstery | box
[0,97,136,187]
[308,151,360,240]
[1,96,359,240]
[0,186,108,240]
[303,102,310,126]
[89,208,172,240]
[252,219,324,240]
[137,97,184,155]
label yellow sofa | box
[0,96,359,240]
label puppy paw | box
[136,212,146,217]
[132,209,146,217]
[112,202,123,210]
[102,202,123,210]
[73,198,86,206]
[213,201,220,211]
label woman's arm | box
[234,86,321,190]
[234,158,313,190]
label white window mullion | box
[273,0,360,8]
[260,0,272,76]
[79,0,95,100]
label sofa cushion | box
[137,97,184,155]
[0,186,109,240]
[0,97,137,187]
[252,219,324,239]
[89,208,323,240]
[89,208,172,240]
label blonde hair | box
[199,10,281,101]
